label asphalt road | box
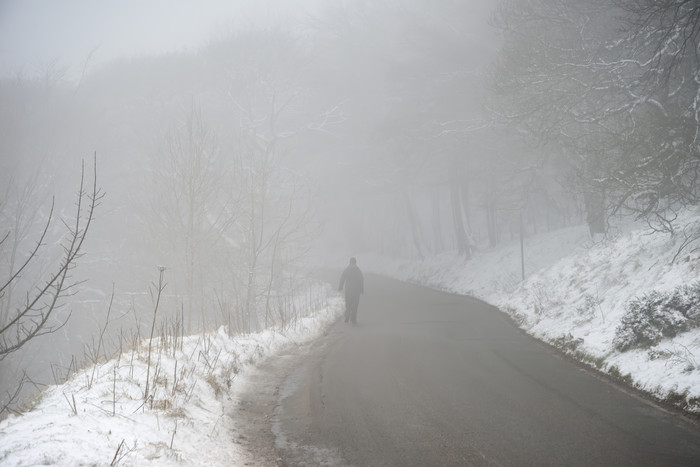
[235,274,700,466]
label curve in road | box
[236,274,700,466]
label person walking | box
[338,257,364,324]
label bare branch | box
[0,155,101,360]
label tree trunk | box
[584,190,606,236]
[404,194,424,260]
[431,188,444,254]
[450,179,469,256]
[459,163,475,259]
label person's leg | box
[349,295,360,324]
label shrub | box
[666,282,700,320]
[613,282,700,351]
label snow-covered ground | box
[0,284,344,466]
[3,213,700,466]
[363,212,700,415]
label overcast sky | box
[0,0,322,79]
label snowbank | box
[0,284,343,466]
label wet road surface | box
[235,274,700,466]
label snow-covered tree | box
[491,0,700,235]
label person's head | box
[349,257,357,265]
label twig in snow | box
[62,391,77,415]
[144,267,166,400]
[209,413,224,438]
[184,380,197,403]
[112,364,117,417]
[110,439,134,466]
[170,420,178,449]
[90,284,116,389]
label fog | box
[0,0,649,414]
[0,0,325,76]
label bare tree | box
[147,105,235,331]
[0,156,101,360]
[231,83,317,331]
[195,28,321,332]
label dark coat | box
[339,264,364,298]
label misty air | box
[1,1,700,465]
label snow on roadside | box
[0,283,343,466]
[362,215,700,414]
